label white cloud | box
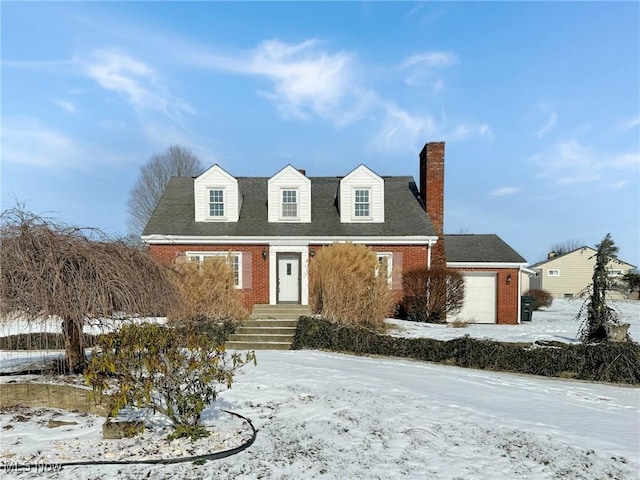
[490,187,520,197]
[530,139,639,186]
[622,115,640,131]
[401,51,458,89]
[80,48,194,122]
[53,99,77,114]
[402,52,458,69]
[371,103,490,153]
[537,104,557,137]
[196,39,365,125]
[1,121,87,169]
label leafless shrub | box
[524,289,553,310]
[403,267,465,323]
[168,257,249,324]
[309,243,397,331]
[0,205,179,373]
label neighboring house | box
[530,247,637,300]
[142,142,527,324]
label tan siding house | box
[530,247,636,300]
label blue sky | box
[2,1,639,266]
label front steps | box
[226,304,311,350]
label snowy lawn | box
[0,298,638,479]
[386,298,640,344]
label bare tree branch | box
[127,145,204,236]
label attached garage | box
[445,234,528,325]
[452,272,496,324]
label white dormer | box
[339,165,384,223]
[194,165,241,222]
[267,165,311,223]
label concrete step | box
[237,326,297,335]
[228,333,294,343]
[250,304,312,320]
[225,341,291,351]
[240,319,299,328]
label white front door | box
[277,253,300,303]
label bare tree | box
[548,238,583,257]
[0,206,180,373]
[127,145,204,236]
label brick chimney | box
[419,142,446,267]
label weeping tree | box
[0,206,179,373]
[578,233,625,343]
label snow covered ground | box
[387,298,640,344]
[0,299,639,479]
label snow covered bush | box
[309,243,397,331]
[402,267,465,323]
[86,322,256,440]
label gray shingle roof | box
[444,234,527,264]
[142,176,437,238]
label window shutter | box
[392,252,403,290]
[242,252,252,289]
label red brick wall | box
[150,243,432,309]
[455,267,521,325]
[419,142,446,268]
[148,244,270,308]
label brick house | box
[142,142,528,324]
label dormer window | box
[209,189,225,217]
[281,189,298,219]
[339,165,384,223]
[354,189,370,218]
[268,166,311,223]
[194,165,240,222]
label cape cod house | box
[142,142,528,324]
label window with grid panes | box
[354,189,370,217]
[208,189,224,217]
[281,189,298,218]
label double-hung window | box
[354,189,370,218]
[281,189,298,219]
[186,252,241,288]
[208,189,225,218]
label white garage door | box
[451,272,496,324]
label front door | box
[277,253,301,304]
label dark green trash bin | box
[521,296,535,322]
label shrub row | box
[291,317,640,384]
[0,333,99,351]
[0,320,237,352]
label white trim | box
[376,252,393,285]
[268,245,309,305]
[206,187,227,220]
[184,251,242,288]
[447,262,528,269]
[279,187,300,221]
[352,187,372,221]
[143,235,438,246]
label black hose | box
[18,410,257,470]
